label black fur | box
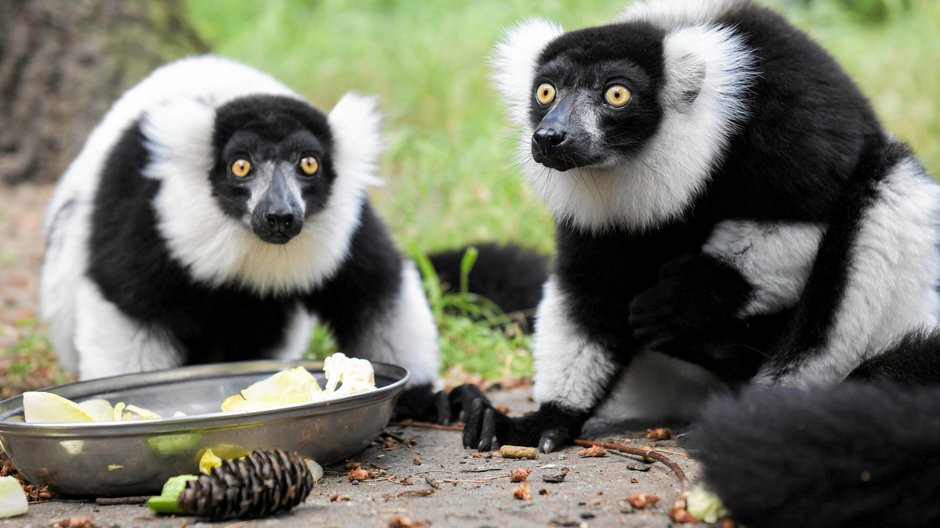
[690,382,940,528]
[850,331,940,386]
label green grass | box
[183,0,939,381]
[0,319,69,398]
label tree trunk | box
[0,0,209,184]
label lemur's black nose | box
[533,127,568,152]
[264,210,298,232]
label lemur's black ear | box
[490,18,565,126]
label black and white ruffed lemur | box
[40,55,451,419]
[454,1,940,525]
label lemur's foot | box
[391,384,451,423]
[451,384,586,453]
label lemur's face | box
[211,96,335,244]
[529,24,665,172]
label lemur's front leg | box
[459,277,625,452]
[630,221,824,380]
[629,253,751,355]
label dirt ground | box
[0,183,52,349]
[0,183,707,527]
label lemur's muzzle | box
[251,169,303,244]
[531,96,592,172]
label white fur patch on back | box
[703,220,824,316]
[616,0,747,29]
[39,200,84,374]
[769,157,940,385]
[491,18,566,127]
[531,277,619,411]
[74,279,181,379]
[345,262,440,387]
[514,24,757,233]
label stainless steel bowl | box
[0,359,408,497]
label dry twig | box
[388,420,464,431]
[573,439,695,522]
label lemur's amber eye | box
[300,156,319,176]
[604,85,632,108]
[535,83,556,106]
[231,159,251,178]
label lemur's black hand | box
[629,254,749,356]
[452,384,586,453]
[392,384,451,424]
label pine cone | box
[176,449,314,520]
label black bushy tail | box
[426,243,548,330]
[691,331,940,528]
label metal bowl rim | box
[0,359,409,436]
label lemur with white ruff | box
[40,56,442,418]
[456,2,940,524]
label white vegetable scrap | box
[322,353,375,397]
[220,353,377,412]
[22,392,167,423]
[0,476,28,519]
[685,488,728,524]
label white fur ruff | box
[143,88,383,296]
[490,18,566,128]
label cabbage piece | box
[0,477,27,519]
[686,488,728,524]
[78,399,115,421]
[23,392,94,423]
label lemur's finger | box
[449,383,489,422]
[539,428,574,454]
[539,435,558,454]
[477,407,497,452]
[434,390,451,425]
[462,398,487,449]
